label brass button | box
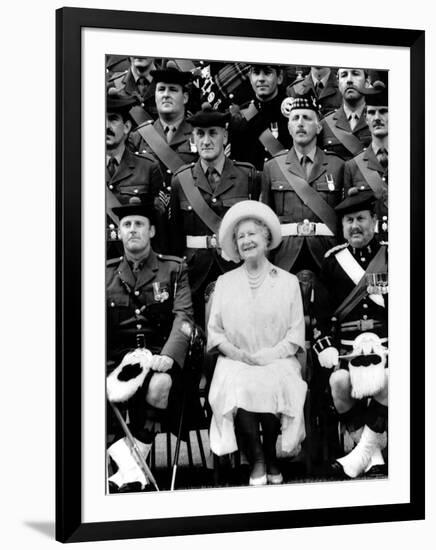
[135,308,141,315]
[134,290,140,296]
[212,198,217,203]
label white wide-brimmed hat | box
[219,200,282,263]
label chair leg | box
[195,429,207,468]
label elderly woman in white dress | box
[207,201,307,486]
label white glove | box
[150,355,174,372]
[318,346,339,369]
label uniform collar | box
[343,103,365,121]
[200,156,226,176]
[106,145,125,166]
[350,238,379,259]
[295,146,317,164]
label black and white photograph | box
[104,57,391,495]
[51,5,427,544]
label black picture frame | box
[56,7,425,543]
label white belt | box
[186,235,219,249]
[280,221,334,237]
[341,337,388,346]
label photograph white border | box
[82,26,410,524]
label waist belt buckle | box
[359,319,374,331]
[297,219,316,236]
[207,234,219,249]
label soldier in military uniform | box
[261,92,345,276]
[128,63,198,167]
[286,67,342,118]
[106,200,194,492]
[106,94,166,257]
[313,189,388,478]
[319,68,372,161]
[344,81,389,240]
[169,104,258,327]
[107,56,159,120]
[229,64,291,170]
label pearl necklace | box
[244,263,269,289]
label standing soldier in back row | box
[344,81,389,241]
[319,68,372,161]
[169,104,258,327]
[286,66,342,118]
[261,92,345,277]
[106,94,166,257]
[229,64,291,170]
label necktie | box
[315,80,324,96]
[137,77,147,97]
[107,157,118,178]
[206,167,220,192]
[301,155,311,178]
[377,148,388,170]
[349,113,359,130]
[164,126,175,143]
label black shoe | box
[366,464,388,476]
[118,482,145,493]
[108,481,119,494]
[326,461,349,480]
[118,482,156,493]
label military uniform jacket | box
[169,157,258,292]
[129,118,198,170]
[313,239,388,344]
[344,145,388,240]
[106,250,193,368]
[108,69,158,119]
[229,93,292,170]
[106,147,165,205]
[319,105,372,161]
[261,147,344,271]
[286,72,342,117]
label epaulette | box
[107,70,128,83]
[322,110,336,121]
[289,79,307,94]
[233,160,256,170]
[174,162,195,176]
[106,256,123,267]
[135,151,157,163]
[324,243,348,258]
[272,149,289,159]
[323,150,342,158]
[157,253,183,263]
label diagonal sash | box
[324,116,365,157]
[274,155,338,234]
[129,109,185,174]
[334,246,387,322]
[178,169,222,235]
[259,129,285,156]
[354,154,388,198]
[242,102,284,156]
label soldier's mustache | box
[106,130,115,137]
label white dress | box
[207,264,307,456]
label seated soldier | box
[106,198,194,492]
[313,188,388,478]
